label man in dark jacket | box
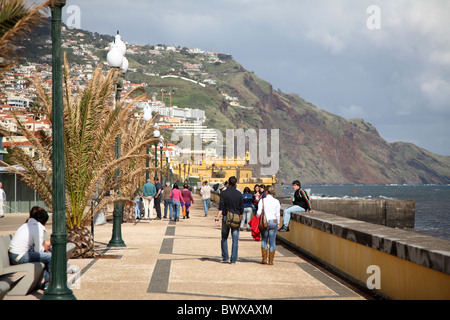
[278,180,313,232]
[215,176,243,264]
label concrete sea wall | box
[279,199,415,228]
[210,191,449,299]
[277,207,450,300]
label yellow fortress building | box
[172,150,277,191]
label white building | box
[138,98,206,122]
[171,122,218,144]
[6,96,32,109]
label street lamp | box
[153,127,160,180]
[107,31,127,248]
[42,0,76,300]
[166,155,170,184]
[142,108,160,181]
[159,139,164,183]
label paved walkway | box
[1,194,369,301]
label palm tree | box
[0,0,55,76]
[0,57,161,257]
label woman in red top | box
[181,184,194,219]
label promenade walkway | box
[1,194,370,301]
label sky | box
[46,0,450,156]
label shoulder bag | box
[258,199,268,231]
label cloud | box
[339,105,366,119]
[306,29,346,55]
[421,78,450,113]
[429,50,450,67]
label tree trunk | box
[122,200,136,223]
[67,227,98,259]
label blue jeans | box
[282,205,305,227]
[240,207,252,229]
[221,215,240,263]
[261,220,278,252]
[9,251,52,283]
[135,198,142,219]
[164,199,173,218]
[172,200,181,221]
[203,198,210,216]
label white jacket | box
[9,218,47,254]
[200,185,211,200]
[257,195,280,225]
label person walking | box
[241,187,253,231]
[170,183,184,222]
[142,178,156,220]
[162,182,173,219]
[154,177,163,220]
[215,176,243,264]
[278,180,313,232]
[200,181,211,217]
[181,184,194,219]
[0,182,5,218]
[257,186,280,265]
[133,187,143,220]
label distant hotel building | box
[137,96,219,144]
[138,96,206,122]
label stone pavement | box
[1,194,369,301]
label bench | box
[0,234,77,298]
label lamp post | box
[153,127,161,181]
[166,155,170,184]
[42,0,76,300]
[143,109,161,181]
[159,139,164,183]
[106,31,128,248]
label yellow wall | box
[278,221,450,300]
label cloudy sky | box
[55,0,449,156]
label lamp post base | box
[41,291,77,300]
[108,200,126,247]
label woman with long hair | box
[257,186,280,265]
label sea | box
[282,184,450,241]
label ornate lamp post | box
[106,32,128,248]
[42,0,76,300]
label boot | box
[260,247,268,264]
[268,250,276,265]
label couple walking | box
[215,177,279,265]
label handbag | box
[258,199,268,231]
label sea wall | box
[209,191,449,299]
[279,199,415,228]
[277,206,450,300]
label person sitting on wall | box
[278,180,313,232]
